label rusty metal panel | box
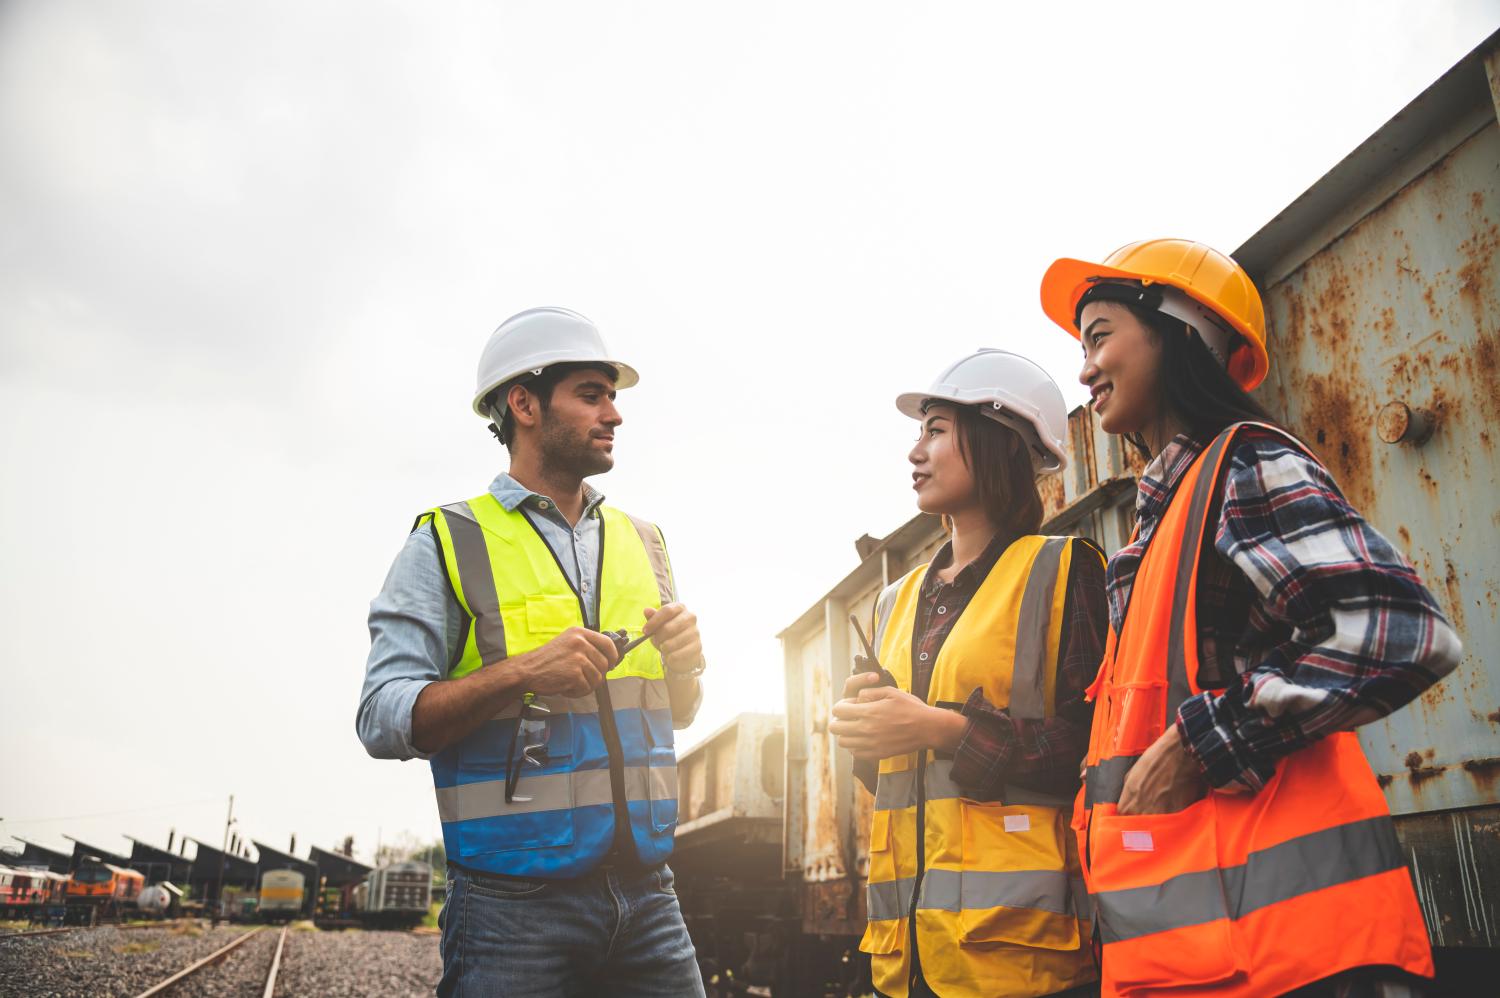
[797,623,845,883]
[1395,806,1500,949]
[1253,118,1500,817]
[675,712,784,843]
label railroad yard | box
[0,922,440,997]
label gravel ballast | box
[0,924,441,997]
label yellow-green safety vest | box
[417,493,679,877]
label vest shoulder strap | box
[611,508,676,604]
[1007,535,1073,720]
[1163,421,1314,704]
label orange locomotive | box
[65,860,144,912]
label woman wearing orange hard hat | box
[1039,239,1460,997]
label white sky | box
[3,1,1496,869]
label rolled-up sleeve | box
[1176,436,1463,792]
[357,525,461,761]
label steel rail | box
[262,923,289,998]
[132,925,265,998]
[0,927,73,941]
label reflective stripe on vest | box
[1073,423,1433,996]
[860,535,1100,998]
[418,495,679,879]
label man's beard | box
[538,419,614,479]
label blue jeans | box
[438,862,705,998]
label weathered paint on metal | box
[1243,49,1500,820]
[1396,807,1500,949]
[675,712,784,842]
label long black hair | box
[1121,302,1280,458]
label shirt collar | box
[488,472,606,518]
[1136,432,1205,520]
[924,529,1017,593]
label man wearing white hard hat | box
[358,307,708,996]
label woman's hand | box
[830,686,965,760]
[1116,726,1208,815]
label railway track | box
[0,926,73,940]
[131,922,290,997]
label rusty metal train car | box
[672,29,1500,995]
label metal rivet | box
[1377,401,1435,446]
[937,606,947,615]
[919,653,929,661]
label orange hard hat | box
[1040,238,1269,390]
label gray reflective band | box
[1001,785,1074,809]
[918,868,1087,918]
[625,515,675,604]
[867,876,917,921]
[876,760,1071,811]
[1093,814,1406,944]
[441,502,507,666]
[1164,430,1236,717]
[435,764,678,823]
[874,769,916,812]
[490,671,669,720]
[493,692,598,720]
[1085,755,1141,807]
[1009,537,1069,720]
[871,580,904,664]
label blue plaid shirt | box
[1110,428,1463,792]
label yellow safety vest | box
[860,534,1099,998]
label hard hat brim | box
[1040,256,1269,391]
[894,391,1066,474]
[471,359,639,418]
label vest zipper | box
[520,509,634,861]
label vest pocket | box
[1088,800,1248,992]
[642,712,678,835]
[1106,681,1168,756]
[455,714,576,857]
[524,594,579,635]
[957,800,1080,950]
[858,915,904,955]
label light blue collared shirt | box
[356,474,607,761]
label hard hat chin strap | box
[1076,280,1234,369]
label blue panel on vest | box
[436,708,675,789]
[449,802,617,878]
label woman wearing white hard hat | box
[831,349,1105,998]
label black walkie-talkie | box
[849,614,898,688]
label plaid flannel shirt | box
[855,530,1107,802]
[1113,427,1463,793]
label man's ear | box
[507,383,540,430]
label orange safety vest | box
[1072,423,1433,997]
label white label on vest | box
[1121,830,1154,852]
[1004,814,1031,833]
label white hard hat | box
[472,307,639,418]
[895,349,1068,474]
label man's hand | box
[516,627,620,697]
[830,686,965,760]
[1116,725,1208,815]
[642,603,704,676]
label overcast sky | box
[3,1,1496,869]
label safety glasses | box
[504,694,551,804]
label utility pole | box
[216,795,235,910]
